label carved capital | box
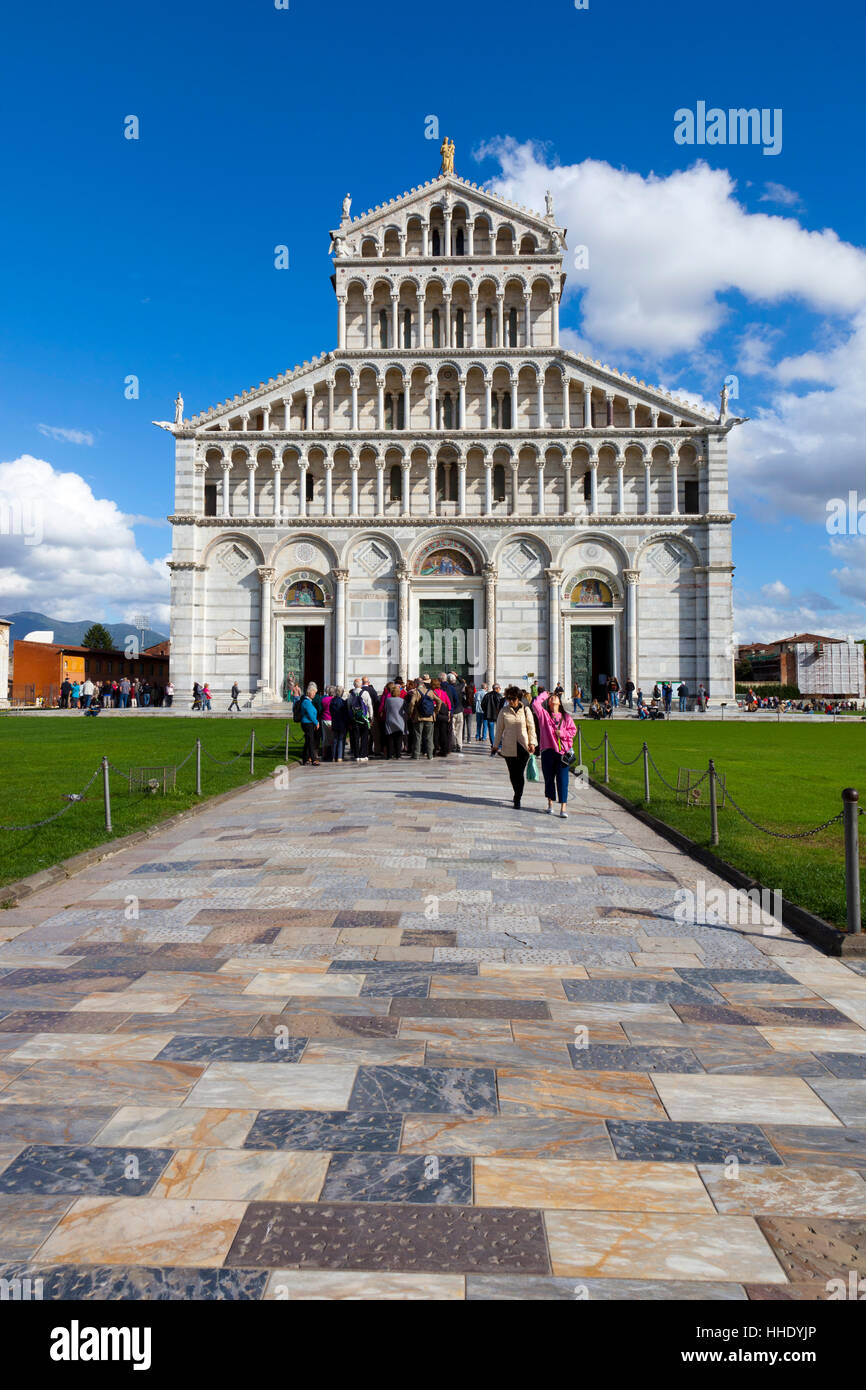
[257,567,276,583]
[333,568,350,583]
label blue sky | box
[1,0,864,637]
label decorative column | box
[305,390,313,431]
[467,221,475,256]
[323,458,334,516]
[536,457,545,516]
[333,568,349,690]
[545,568,563,689]
[563,377,571,429]
[589,459,598,514]
[262,405,271,431]
[247,456,257,518]
[327,381,335,430]
[257,567,275,696]
[375,457,385,514]
[470,291,478,348]
[457,374,466,429]
[606,394,614,428]
[428,375,436,430]
[337,295,347,349]
[242,414,250,432]
[644,456,652,514]
[283,397,292,430]
[364,293,373,349]
[484,374,493,430]
[616,458,625,513]
[510,376,518,429]
[443,207,452,257]
[298,456,308,518]
[350,375,359,431]
[583,384,592,427]
[401,458,411,515]
[350,458,360,516]
[421,221,429,257]
[221,458,231,517]
[562,459,573,515]
[193,459,206,515]
[510,460,520,515]
[403,378,411,430]
[272,459,283,518]
[483,564,497,686]
[418,288,426,348]
[551,291,560,347]
[376,376,385,431]
[457,458,466,514]
[623,569,640,687]
[391,292,400,349]
[443,292,452,347]
[536,370,546,430]
[483,455,494,515]
[629,401,637,429]
[427,456,437,515]
[670,454,679,515]
[496,291,505,347]
[523,291,532,348]
[397,564,411,679]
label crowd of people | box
[59,677,174,710]
[740,689,861,714]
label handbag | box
[554,717,574,767]
[526,752,539,782]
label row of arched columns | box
[341,204,559,261]
[338,276,559,350]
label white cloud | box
[761,580,791,600]
[36,424,95,446]
[0,455,170,623]
[759,182,804,210]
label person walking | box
[382,682,406,759]
[298,683,321,765]
[192,682,202,711]
[164,680,174,708]
[677,681,689,713]
[481,682,504,745]
[624,678,635,710]
[330,685,349,763]
[431,677,451,757]
[347,678,373,762]
[532,687,577,819]
[572,682,586,716]
[407,675,437,760]
[228,681,241,712]
[493,686,537,809]
[202,683,212,711]
[474,683,489,740]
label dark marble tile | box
[567,1043,703,1074]
[0,1195,72,1259]
[226,1201,550,1273]
[250,1012,398,1040]
[331,912,403,930]
[280,997,392,1017]
[245,1110,403,1153]
[674,1003,851,1028]
[820,1053,866,1079]
[695,1050,830,1077]
[322,1153,472,1204]
[361,973,431,999]
[562,979,720,1006]
[0,1262,268,1300]
[763,1125,866,1169]
[0,1144,173,1197]
[0,966,145,990]
[328,960,478,976]
[155,1036,306,1064]
[0,1105,114,1145]
[193,908,336,928]
[466,1276,747,1301]
[607,1120,782,1165]
[0,1011,130,1034]
[114,955,225,974]
[390,998,550,1020]
[349,1066,498,1115]
[756,1217,866,1282]
[131,859,266,873]
[117,1013,261,1036]
[676,969,791,984]
[401,930,457,948]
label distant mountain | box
[1,611,169,652]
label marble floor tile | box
[390,998,551,1020]
[185,1062,357,1111]
[0,1262,268,1300]
[244,1109,403,1153]
[0,1194,73,1259]
[8,1032,174,1063]
[400,1116,613,1159]
[465,1274,746,1300]
[93,1106,256,1149]
[348,1066,498,1115]
[544,1211,786,1283]
[567,1043,703,1074]
[763,1124,866,1168]
[0,1144,172,1197]
[757,1026,866,1054]
[300,1041,425,1066]
[651,1075,844,1127]
[251,1010,398,1040]
[607,1121,782,1166]
[242,972,364,998]
[154,1148,330,1201]
[755,1216,866,1282]
[155,1036,307,1064]
[226,1201,550,1273]
[263,1270,465,1299]
[699,1162,866,1217]
[2,1060,202,1108]
[475,1157,715,1212]
[807,1080,866,1126]
[37,1196,248,1267]
[497,1068,667,1121]
[321,1153,472,1205]
[0,1103,115,1146]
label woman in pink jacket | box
[532,688,577,818]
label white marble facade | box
[163,164,736,704]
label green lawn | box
[0,716,302,892]
[576,718,866,930]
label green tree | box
[81,623,114,650]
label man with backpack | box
[480,683,504,744]
[228,681,241,712]
[347,678,373,762]
[407,674,438,760]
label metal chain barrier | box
[646,752,710,796]
[200,737,253,768]
[723,785,844,839]
[0,765,102,830]
[608,744,645,766]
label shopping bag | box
[526,753,539,782]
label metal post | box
[285,722,290,764]
[195,739,201,796]
[603,731,609,784]
[577,725,582,767]
[842,788,862,935]
[643,742,650,803]
[709,758,719,846]
[250,730,256,775]
[102,756,112,833]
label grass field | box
[577,718,865,930]
[0,716,302,891]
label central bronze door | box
[418,599,474,679]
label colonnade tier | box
[193,445,710,521]
[337,276,561,352]
[342,209,559,260]
[209,366,701,434]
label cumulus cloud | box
[759,182,804,210]
[0,455,170,624]
[36,424,95,446]
[761,580,791,600]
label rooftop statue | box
[440,137,455,175]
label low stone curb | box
[588,777,865,958]
[0,775,276,909]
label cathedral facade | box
[163,153,736,704]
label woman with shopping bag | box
[493,686,538,810]
[532,688,577,819]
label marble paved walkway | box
[0,745,864,1300]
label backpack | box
[349,690,370,724]
[417,691,435,717]
[292,699,304,723]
